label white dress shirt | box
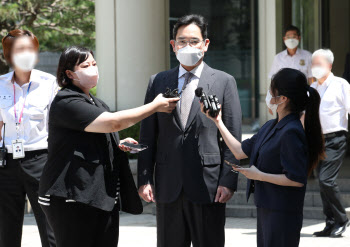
[177,62,204,107]
[269,48,312,79]
[311,73,350,134]
[0,69,58,153]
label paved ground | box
[22,212,350,247]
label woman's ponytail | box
[304,86,325,176]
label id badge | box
[12,139,25,159]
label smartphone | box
[224,160,242,169]
[121,142,148,153]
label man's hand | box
[138,184,155,202]
[215,186,234,203]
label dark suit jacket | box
[39,85,143,214]
[242,113,308,212]
[138,63,242,204]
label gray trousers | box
[317,131,348,225]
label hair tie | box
[306,85,311,97]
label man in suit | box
[138,14,242,247]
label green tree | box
[0,0,95,74]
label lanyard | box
[13,81,32,126]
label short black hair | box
[173,14,208,40]
[57,46,94,87]
[284,25,300,36]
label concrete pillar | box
[95,0,117,110]
[258,0,277,125]
[95,0,169,111]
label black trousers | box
[156,193,226,247]
[0,150,56,247]
[317,132,348,225]
[41,196,120,247]
[257,207,303,247]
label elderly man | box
[311,49,350,237]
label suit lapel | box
[184,63,216,131]
[256,113,299,152]
[258,121,278,149]
[166,66,183,131]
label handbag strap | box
[2,123,5,149]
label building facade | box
[95,0,350,128]
[93,0,350,219]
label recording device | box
[0,123,8,168]
[195,87,221,118]
[163,88,181,98]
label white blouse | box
[0,69,58,153]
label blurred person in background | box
[0,29,57,247]
[311,49,350,237]
[269,25,313,82]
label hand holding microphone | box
[152,94,180,113]
[196,87,221,121]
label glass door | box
[277,0,321,53]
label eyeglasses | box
[285,35,299,39]
[175,39,204,48]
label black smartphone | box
[121,142,148,153]
[224,160,242,169]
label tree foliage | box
[0,0,95,74]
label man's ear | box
[65,70,74,80]
[203,39,210,52]
[170,40,176,53]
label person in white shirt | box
[0,29,56,247]
[310,49,350,238]
[269,25,313,82]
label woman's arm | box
[234,166,304,187]
[201,104,247,160]
[85,94,179,133]
[216,119,247,160]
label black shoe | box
[330,219,350,238]
[313,223,335,237]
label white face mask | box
[176,45,204,66]
[265,90,284,113]
[284,39,299,49]
[73,66,99,89]
[311,66,328,80]
[12,51,37,72]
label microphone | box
[195,87,221,117]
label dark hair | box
[1,29,39,66]
[57,46,94,87]
[271,68,325,176]
[284,25,301,37]
[173,14,208,40]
